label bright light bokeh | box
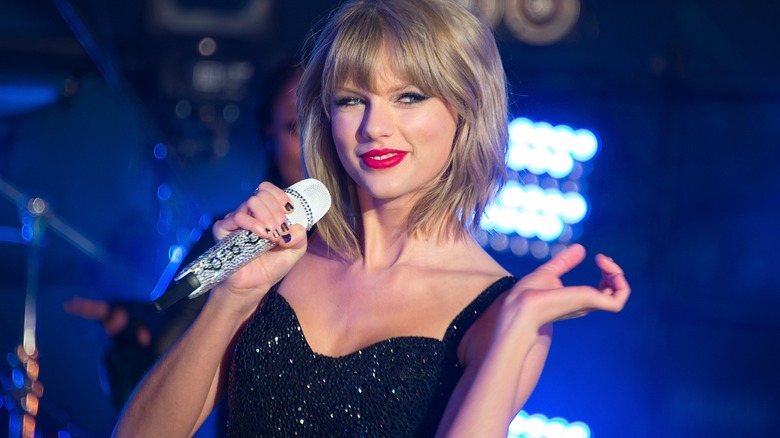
[480,117,599,259]
[508,411,591,438]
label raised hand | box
[498,244,630,333]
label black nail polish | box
[282,234,291,243]
[272,230,280,238]
[265,228,272,235]
[285,202,294,212]
[281,223,289,233]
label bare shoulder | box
[433,238,511,296]
[447,243,522,366]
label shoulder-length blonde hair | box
[298,0,508,259]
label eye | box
[398,92,429,104]
[334,96,363,107]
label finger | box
[567,284,628,313]
[595,253,624,276]
[595,254,631,295]
[255,181,295,213]
[246,195,292,241]
[275,223,308,249]
[535,243,586,277]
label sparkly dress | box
[227,276,518,437]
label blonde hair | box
[298,0,508,258]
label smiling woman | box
[328,64,458,205]
[114,1,629,437]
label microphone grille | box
[284,178,332,230]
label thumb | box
[534,243,586,278]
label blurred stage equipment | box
[0,176,106,438]
[504,0,581,45]
[148,0,274,38]
[457,0,581,45]
[456,0,505,29]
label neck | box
[350,187,413,268]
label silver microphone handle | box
[175,228,278,299]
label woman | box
[114,0,630,436]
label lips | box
[360,149,408,169]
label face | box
[329,54,458,207]
[270,73,304,186]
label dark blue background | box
[1,1,779,436]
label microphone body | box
[153,179,331,311]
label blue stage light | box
[157,184,172,201]
[507,411,591,438]
[168,245,184,263]
[481,117,598,259]
[154,143,168,160]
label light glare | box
[483,117,598,259]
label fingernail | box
[272,230,280,238]
[282,234,291,243]
[281,222,289,233]
[285,202,294,212]
[265,228,272,235]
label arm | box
[113,182,309,437]
[437,244,631,438]
[113,292,254,437]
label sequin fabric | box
[227,276,519,437]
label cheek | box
[414,115,457,159]
[330,114,353,144]
[331,117,355,158]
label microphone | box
[153,178,331,311]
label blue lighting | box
[11,368,24,388]
[483,183,589,242]
[154,143,168,159]
[168,244,185,263]
[199,213,213,229]
[6,352,20,367]
[157,184,172,201]
[21,223,34,241]
[9,412,21,438]
[0,83,60,118]
[507,411,591,438]
[507,118,598,177]
[481,117,598,259]
[571,130,599,161]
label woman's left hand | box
[497,244,631,334]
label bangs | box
[321,5,448,106]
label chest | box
[227,291,462,437]
[278,260,480,358]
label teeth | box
[369,153,397,160]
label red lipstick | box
[360,149,408,169]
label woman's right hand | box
[209,182,309,310]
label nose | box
[360,101,395,140]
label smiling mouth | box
[367,152,398,160]
[360,150,408,169]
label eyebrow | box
[334,81,419,96]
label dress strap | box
[441,276,519,348]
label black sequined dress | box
[227,276,518,437]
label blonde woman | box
[115,0,630,436]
